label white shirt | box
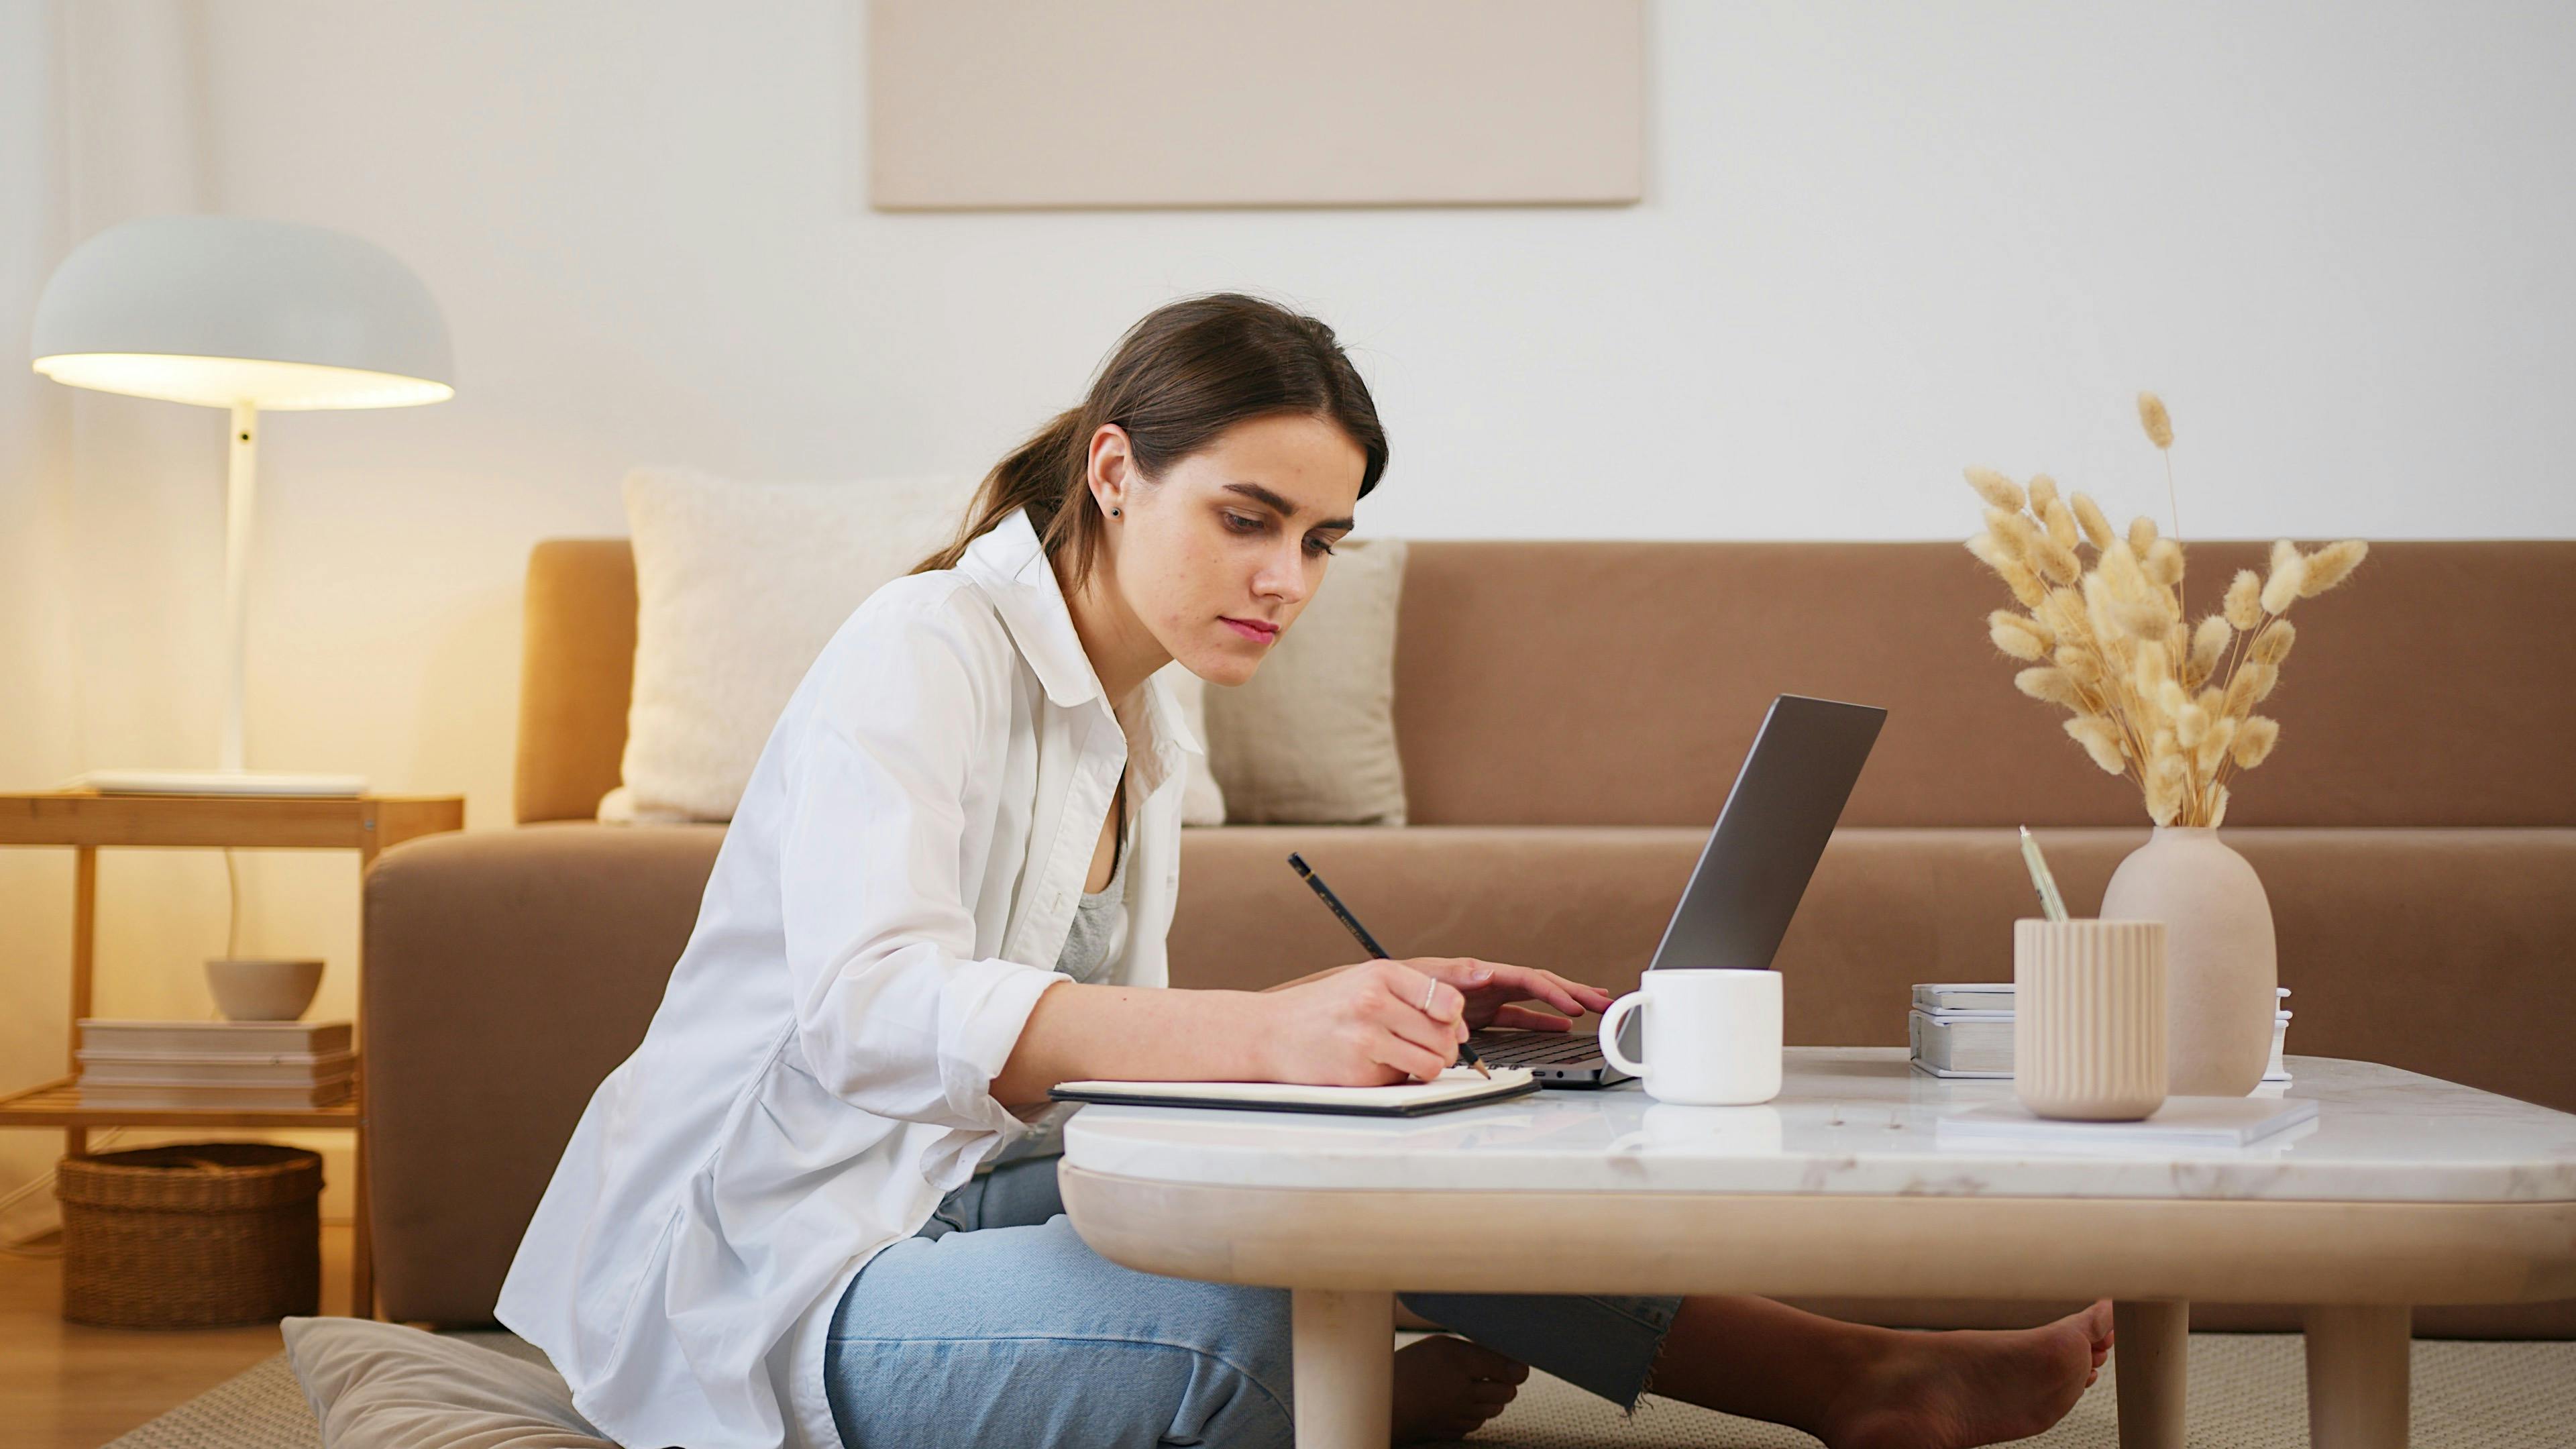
[495,506,1198,1449]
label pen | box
[2017,825,2070,923]
[1286,852,1491,1078]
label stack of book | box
[1909,984,2291,1083]
[75,1018,356,1110]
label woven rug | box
[103,1332,2576,1448]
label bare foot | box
[1813,1299,2116,1449]
[1391,1334,1529,1444]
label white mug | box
[1597,968,1784,1105]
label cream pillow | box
[1202,538,1409,825]
[602,466,975,822]
[281,1316,614,1449]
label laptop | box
[1466,694,1888,1087]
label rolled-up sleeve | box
[775,594,1065,1138]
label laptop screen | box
[1644,694,1886,974]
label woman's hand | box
[1405,957,1617,1032]
[1254,959,1475,1085]
[1253,957,1619,1085]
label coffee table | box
[1059,1049,2576,1449]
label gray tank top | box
[1054,792,1132,983]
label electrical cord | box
[224,845,241,957]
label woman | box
[499,294,2112,1449]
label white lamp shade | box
[30,215,454,410]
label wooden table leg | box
[2113,1298,2188,1449]
[1293,1289,1392,1449]
[2304,1304,2409,1448]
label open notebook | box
[1050,1065,1539,1117]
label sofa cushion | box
[606,466,976,822]
[1203,537,1409,824]
[1389,540,2576,828]
[281,1316,611,1448]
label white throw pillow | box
[602,466,975,822]
[1202,538,1409,825]
[281,1316,615,1449]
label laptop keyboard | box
[1468,1030,1604,1067]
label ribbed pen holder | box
[2014,918,2169,1120]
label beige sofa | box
[363,537,2576,1336]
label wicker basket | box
[55,1142,322,1328]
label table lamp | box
[30,215,454,796]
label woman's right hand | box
[1254,959,1470,1085]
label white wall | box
[6,0,2573,1228]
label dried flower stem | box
[1961,400,2365,829]
[2162,449,2184,617]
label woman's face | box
[1094,412,1365,689]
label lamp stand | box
[66,402,368,798]
[221,399,256,773]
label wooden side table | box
[0,790,465,1318]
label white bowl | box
[205,957,325,1021]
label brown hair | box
[911,292,1387,589]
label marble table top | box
[1060,1049,2576,1203]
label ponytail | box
[910,407,1086,576]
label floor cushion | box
[279,1318,612,1449]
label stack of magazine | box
[1909,985,2291,1083]
[76,1018,356,1110]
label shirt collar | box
[957,507,1203,769]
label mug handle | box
[1598,991,1648,1077]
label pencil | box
[1286,852,1492,1078]
[2018,825,2070,923]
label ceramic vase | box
[2098,826,2276,1096]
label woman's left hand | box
[1403,957,1616,1032]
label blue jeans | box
[822,1154,1683,1449]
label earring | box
[1111,506,1121,517]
